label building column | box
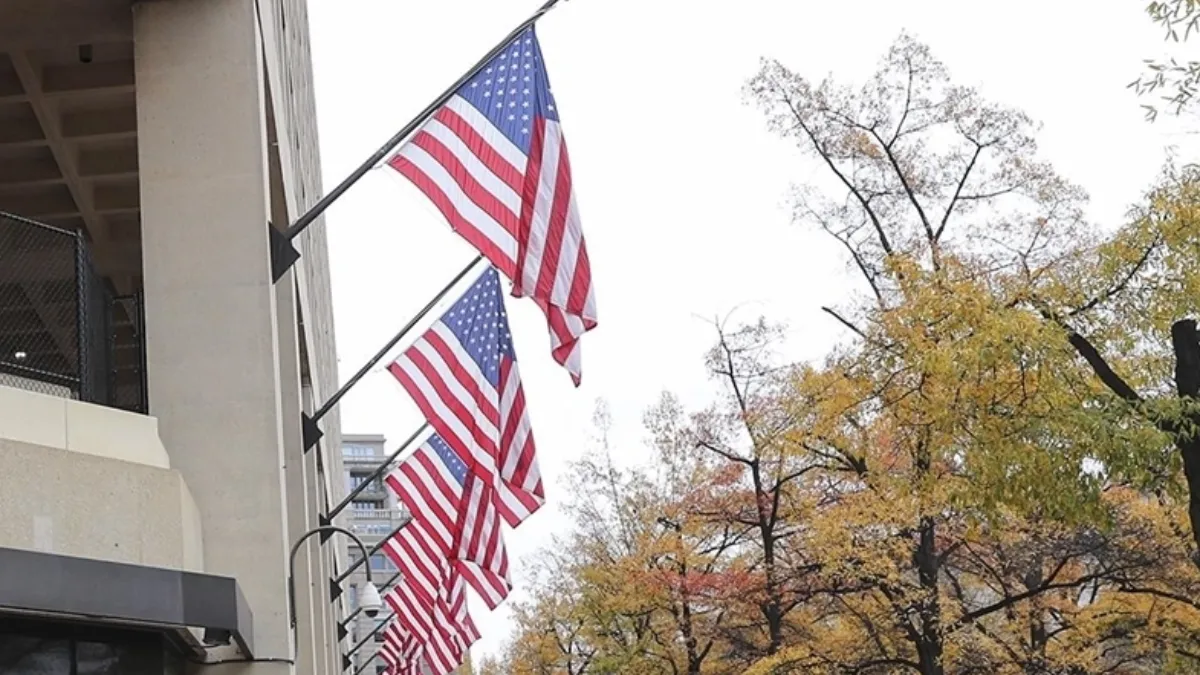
[134,0,293,669]
[278,274,321,675]
[303,384,341,675]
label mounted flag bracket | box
[301,412,324,454]
[269,222,300,283]
[317,512,333,542]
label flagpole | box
[269,0,569,282]
[319,422,431,534]
[301,255,482,452]
[337,522,410,584]
[343,619,392,671]
[346,623,387,661]
[350,654,379,675]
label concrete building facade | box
[0,2,351,675]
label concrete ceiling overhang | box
[0,0,140,293]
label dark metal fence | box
[0,211,147,414]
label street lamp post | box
[289,525,382,628]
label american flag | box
[385,434,511,607]
[377,622,404,674]
[382,566,478,675]
[380,622,427,675]
[388,26,597,385]
[382,593,466,675]
[388,267,544,527]
[382,522,489,635]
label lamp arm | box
[289,525,372,628]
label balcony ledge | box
[0,385,170,469]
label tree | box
[744,33,1200,673]
[691,319,825,662]
[498,400,747,674]
[1130,0,1200,120]
[499,31,1200,675]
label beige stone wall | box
[0,438,204,572]
[256,3,349,674]
[134,1,295,670]
[0,390,203,572]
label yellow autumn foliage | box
[493,33,1200,675]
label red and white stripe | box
[389,95,597,386]
[381,624,426,675]
[386,569,475,672]
[388,313,544,527]
[455,473,510,606]
[385,442,511,605]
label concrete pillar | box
[278,274,320,675]
[134,0,293,670]
[304,385,341,675]
[317,455,340,675]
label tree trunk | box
[681,600,702,675]
[1024,560,1047,673]
[914,517,943,675]
[675,550,703,675]
[1171,319,1200,569]
[753,461,785,654]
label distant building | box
[342,433,406,673]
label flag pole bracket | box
[301,412,324,453]
[269,222,301,282]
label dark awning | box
[0,546,253,658]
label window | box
[353,500,384,512]
[0,628,171,675]
[343,444,376,457]
[349,584,358,610]
[372,617,388,642]
[349,475,384,494]
[369,554,395,572]
[349,551,395,572]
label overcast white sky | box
[308,0,1196,660]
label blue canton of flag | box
[439,267,515,388]
[428,434,468,485]
[458,28,560,154]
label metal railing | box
[0,211,147,414]
[351,508,405,521]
